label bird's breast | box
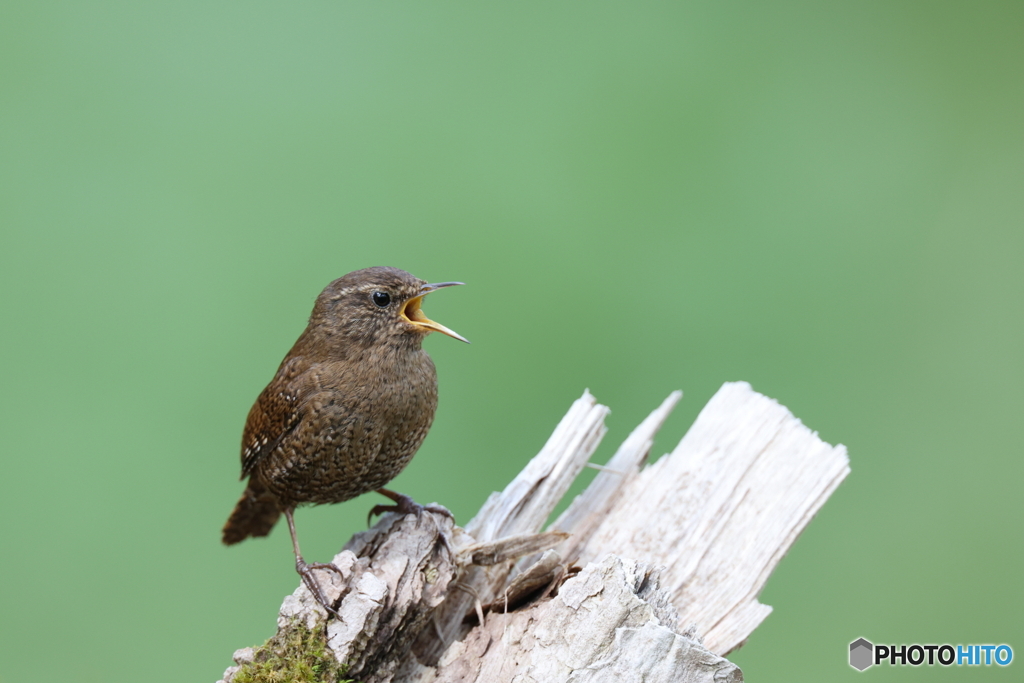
[259,348,439,505]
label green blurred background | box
[1,1,1021,681]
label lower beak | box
[402,282,470,343]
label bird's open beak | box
[401,281,470,343]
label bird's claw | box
[296,559,344,619]
[368,490,454,526]
[367,504,395,526]
[367,488,455,559]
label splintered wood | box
[568,382,850,655]
[219,382,850,683]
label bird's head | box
[307,266,468,352]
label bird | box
[221,266,467,616]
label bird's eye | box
[372,291,391,308]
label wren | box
[222,266,467,616]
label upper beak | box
[401,281,470,343]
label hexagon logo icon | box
[850,638,874,671]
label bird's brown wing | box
[240,355,309,477]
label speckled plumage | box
[222,266,464,546]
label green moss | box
[231,620,355,683]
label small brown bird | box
[222,266,467,615]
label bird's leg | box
[285,508,344,619]
[367,487,454,525]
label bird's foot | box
[296,558,344,619]
[368,488,454,526]
[368,488,455,558]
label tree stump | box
[219,382,850,683]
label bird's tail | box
[222,479,282,545]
